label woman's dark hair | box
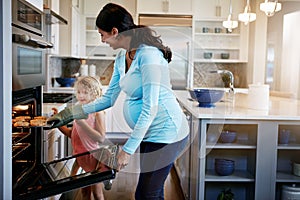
[96,3,172,63]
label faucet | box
[209,70,235,94]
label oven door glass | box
[18,47,42,74]
[13,145,118,200]
[12,43,45,91]
[12,0,43,35]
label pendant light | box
[260,0,282,17]
[222,0,238,33]
[238,0,256,25]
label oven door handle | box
[12,33,53,49]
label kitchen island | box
[174,90,300,200]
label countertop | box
[174,90,300,121]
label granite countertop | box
[174,90,300,121]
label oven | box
[12,0,53,91]
[12,86,118,200]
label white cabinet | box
[107,91,131,133]
[83,0,135,57]
[59,0,83,56]
[83,0,136,16]
[101,88,131,134]
[191,0,248,63]
[276,123,300,199]
[83,0,107,16]
[84,16,119,57]
[193,19,249,63]
[193,0,244,20]
[71,6,81,56]
[199,120,257,200]
[46,0,60,55]
[25,0,43,11]
[187,118,300,200]
[137,0,193,15]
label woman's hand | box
[117,149,130,171]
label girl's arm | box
[75,111,106,143]
[57,126,72,138]
[52,108,72,138]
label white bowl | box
[293,162,300,176]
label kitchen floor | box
[60,165,185,200]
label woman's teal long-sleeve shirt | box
[83,45,189,155]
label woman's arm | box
[83,53,125,114]
[75,111,106,143]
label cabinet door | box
[110,91,131,133]
[71,6,80,56]
[25,0,43,11]
[84,0,136,16]
[194,0,244,19]
[84,0,108,15]
[137,0,192,14]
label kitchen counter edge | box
[174,90,300,121]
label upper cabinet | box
[192,0,248,63]
[137,0,193,15]
[58,0,83,57]
[25,0,43,11]
[82,0,136,57]
[193,0,244,20]
[84,0,136,17]
[193,19,249,63]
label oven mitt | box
[47,104,88,128]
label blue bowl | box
[193,88,225,107]
[188,89,197,100]
[220,131,237,143]
[55,77,76,87]
[215,159,235,176]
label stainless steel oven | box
[12,0,53,91]
[12,86,118,200]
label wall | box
[267,1,300,97]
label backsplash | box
[193,62,247,88]
[48,55,248,90]
[48,56,114,87]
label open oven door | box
[13,145,119,200]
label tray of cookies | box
[13,116,54,130]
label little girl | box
[53,76,106,200]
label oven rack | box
[12,143,31,159]
[12,132,31,145]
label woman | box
[48,3,189,199]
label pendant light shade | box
[238,0,256,25]
[223,0,238,32]
[260,0,282,17]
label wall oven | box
[12,0,53,91]
[12,86,118,200]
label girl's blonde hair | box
[74,76,103,99]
